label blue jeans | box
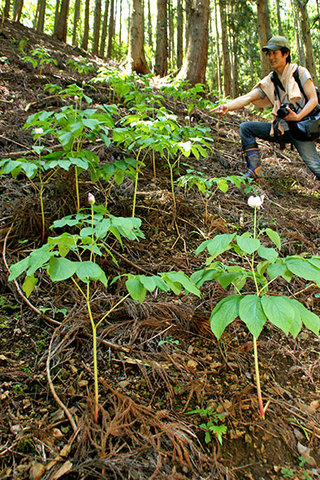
[240,121,320,179]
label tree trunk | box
[256,0,270,77]
[275,0,283,35]
[155,0,168,77]
[36,0,46,33]
[72,0,81,46]
[107,0,115,58]
[124,0,149,74]
[81,0,90,50]
[13,0,24,22]
[220,0,231,96]
[4,0,11,18]
[176,0,183,69]
[168,0,174,68]
[297,0,318,85]
[214,0,221,94]
[176,0,209,86]
[291,0,304,65]
[92,0,102,55]
[53,0,70,41]
[147,0,153,49]
[99,0,110,57]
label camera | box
[277,102,297,119]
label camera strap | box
[271,71,285,102]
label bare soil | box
[0,19,319,480]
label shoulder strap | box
[271,71,285,101]
[293,67,308,102]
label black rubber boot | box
[243,147,263,180]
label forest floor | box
[0,19,320,480]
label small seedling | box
[186,407,227,445]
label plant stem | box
[75,166,80,211]
[252,206,264,418]
[253,336,265,419]
[86,297,99,423]
[132,148,142,217]
[39,186,45,242]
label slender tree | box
[256,0,270,77]
[155,0,168,77]
[99,0,110,57]
[176,0,183,68]
[72,0,81,46]
[297,0,318,85]
[176,0,210,85]
[13,0,24,22]
[275,0,283,35]
[220,0,231,96]
[53,0,70,42]
[4,0,11,18]
[81,0,90,50]
[92,0,102,55]
[33,0,46,33]
[106,0,115,57]
[147,0,153,49]
[124,0,149,74]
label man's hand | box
[284,107,301,122]
[211,104,229,117]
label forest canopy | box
[2,0,320,91]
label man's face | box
[266,49,289,72]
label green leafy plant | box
[23,46,57,74]
[177,168,248,220]
[9,196,200,423]
[192,195,320,418]
[186,407,227,445]
[0,127,58,241]
[67,57,95,74]
[23,85,116,211]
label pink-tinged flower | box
[248,195,264,208]
[88,193,95,205]
[34,128,43,135]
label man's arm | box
[212,89,262,117]
[284,78,318,121]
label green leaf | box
[76,261,107,286]
[239,295,267,338]
[48,257,77,282]
[285,298,303,338]
[126,277,146,303]
[210,295,243,339]
[196,234,235,258]
[27,245,53,276]
[139,275,157,292]
[257,245,278,262]
[307,257,320,271]
[216,271,242,289]
[265,228,281,250]
[22,275,38,298]
[9,256,30,280]
[162,271,201,296]
[267,261,289,281]
[190,268,220,288]
[290,299,320,335]
[261,296,295,335]
[236,235,260,255]
[285,257,320,285]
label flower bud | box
[88,193,95,205]
[248,195,264,208]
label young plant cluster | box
[2,65,320,448]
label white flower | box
[34,128,43,135]
[248,195,264,208]
[88,193,95,205]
